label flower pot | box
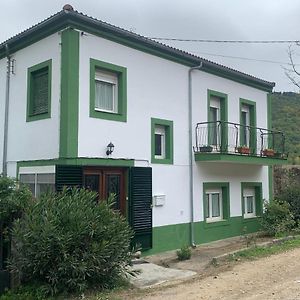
[199,146,213,153]
[237,146,250,155]
[263,149,274,157]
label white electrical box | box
[153,194,166,206]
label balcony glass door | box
[209,97,220,149]
[241,106,250,147]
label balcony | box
[194,121,287,165]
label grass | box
[232,235,300,260]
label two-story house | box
[0,5,287,254]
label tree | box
[284,44,300,89]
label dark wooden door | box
[83,168,126,215]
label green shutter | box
[55,165,83,192]
[129,167,153,250]
[31,68,49,115]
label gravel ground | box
[131,247,300,300]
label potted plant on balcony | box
[236,145,250,155]
[263,148,275,157]
[199,145,213,153]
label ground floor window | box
[243,187,256,218]
[203,182,230,223]
[205,189,223,222]
[241,183,263,218]
[19,173,55,197]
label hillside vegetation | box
[271,92,300,164]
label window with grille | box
[27,60,51,122]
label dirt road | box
[133,248,300,300]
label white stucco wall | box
[4,33,61,177]
[78,33,271,227]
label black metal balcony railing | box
[194,121,286,159]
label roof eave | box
[0,10,275,92]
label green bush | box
[260,200,295,236]
[176,246,192,261]
[0,176,32,225]
[8,188,133,296]
[276,185,300,225]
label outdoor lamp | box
[106,142,114,155]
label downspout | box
[188,62,203,247]
[2,44,11,177]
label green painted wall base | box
[144,216,261,255]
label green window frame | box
[90,58,127,122]
[151,118,174,164]
[241,182,263,219]
[207,90,228,152]
[239,99,257,154]
[26,60,52,122]
[203,182,230,227]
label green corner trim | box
[267,94,274,200]
[89,58,127,122]
[151,118,174,164]
[26,59,52,122]
[241,182,263,220]
[17,157,134,177]
[194,152,287,165]
[60,28,79,158]
[239,98,257,154]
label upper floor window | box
[154,125,166,159]
[27,60,52,122]
[90,58,127,122]
[151,118,173,164]
[95,70,118,113]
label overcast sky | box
[1,0,300,91]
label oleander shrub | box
[8,188,133,296]
[260,200,295,236]
[0,176,32,225]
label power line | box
[149,37,300,44]
[193,51,294,65]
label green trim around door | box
[239,98,257,154]
[26,59,52,122]
[59,28,80,158]
[151,118,174,164]
[241,182,263,220]
[89,58,127,122]
[16,157,134,178]
[207,89,228,152]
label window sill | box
[151,157,173,165]
[243,215,260,223]
[94,108,118,114]
[26,112,51,122]
[204,219,230,228]
[90,108,126,122]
